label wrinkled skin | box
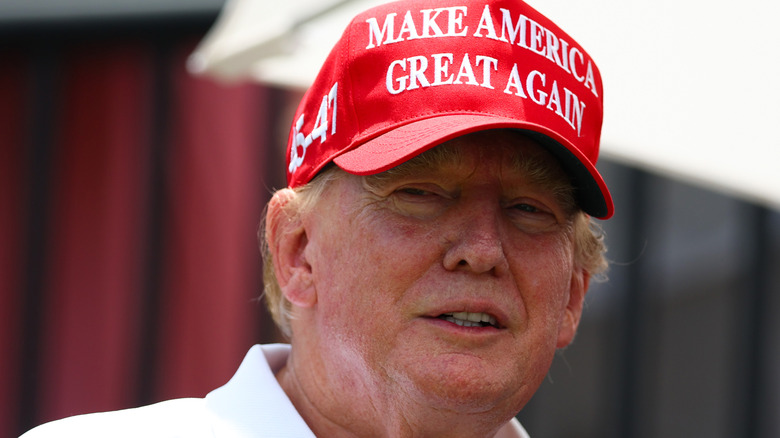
[267,130,589,438]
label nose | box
[442,205,508,276]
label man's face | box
[291,130,588,416]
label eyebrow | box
[510,150,577,213]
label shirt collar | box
[205,344,315,438]
[204,344,529,438]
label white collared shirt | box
[21,344,530,437]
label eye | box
[399,187,432,197]
[509,200,548,214]
[389,184,453,219]
[394,183,452,200]
[505,199,562,230]
[513,203,540,213]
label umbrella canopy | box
[189,0,780,211]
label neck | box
[275,346,513,438]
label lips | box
[437,311,500,329]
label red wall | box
[2,30,288,436]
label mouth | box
[437,311,500,329]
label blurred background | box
[2,1,778,437]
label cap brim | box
[333,114,613,219]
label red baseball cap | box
[286,0,613,219]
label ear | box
[556,268,590,349]
[265,189,317,308]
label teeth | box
[441,312,497,328]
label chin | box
[395,353,535,415]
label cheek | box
[355,210,442,276]
[324,218,439,335]
[511,235,575,323]
[309,217,421,328]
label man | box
[22,0,611,436]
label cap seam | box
[344,15,361,147]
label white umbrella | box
[187,0,385,88]
[189,0,780,211]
